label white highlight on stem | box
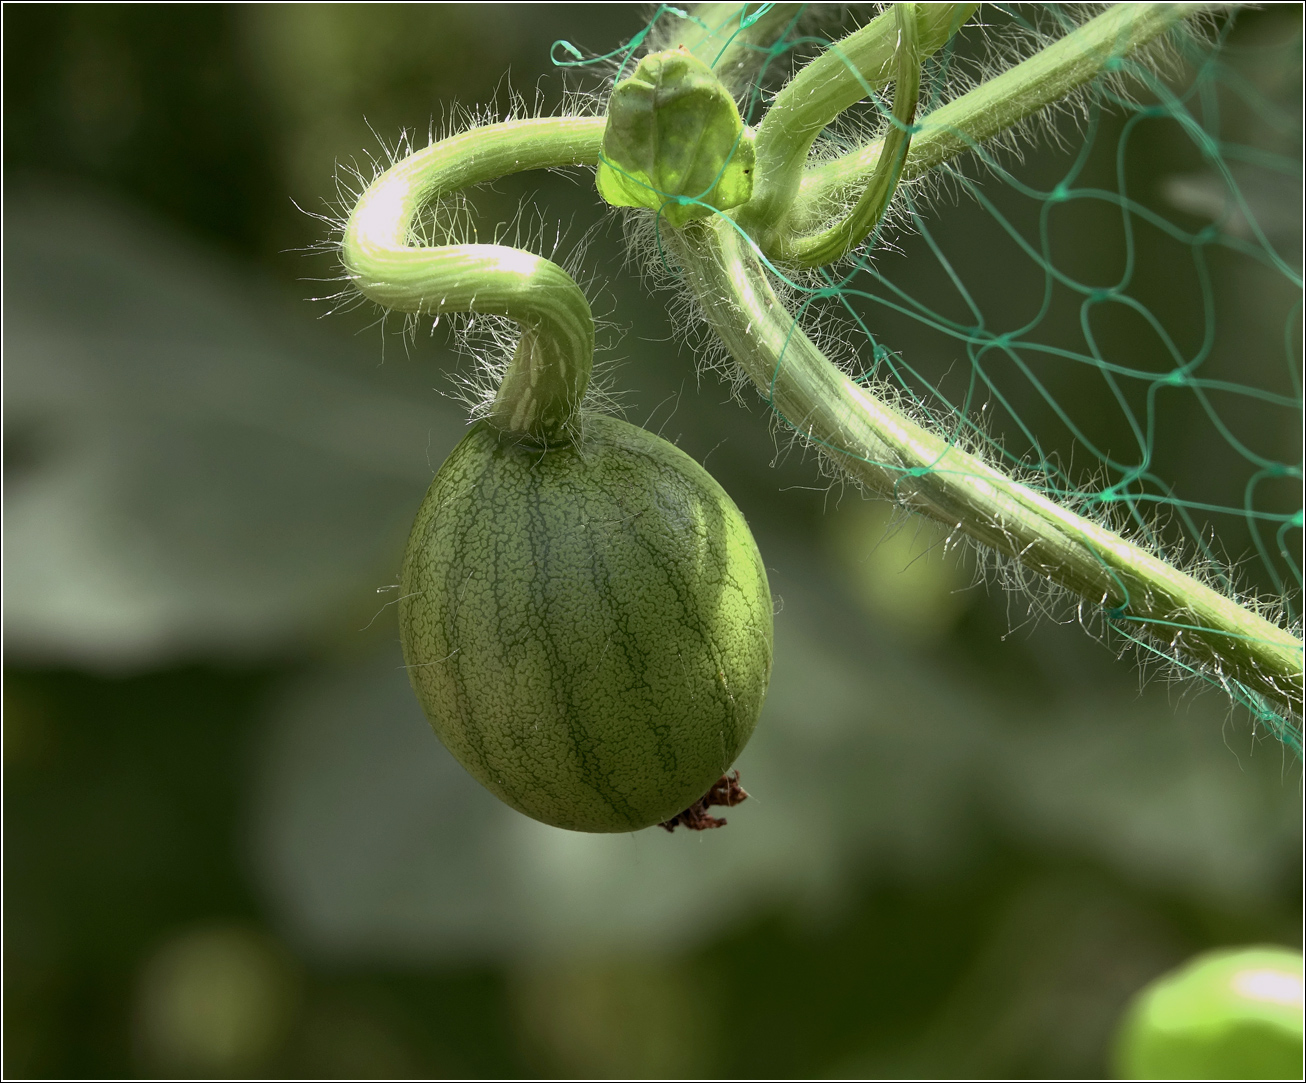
[341,117,605,444]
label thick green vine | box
[340,3,1303,732]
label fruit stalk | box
[342,117,604,444]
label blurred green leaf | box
[4,184,463,668]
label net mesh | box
[553,3,1303,749]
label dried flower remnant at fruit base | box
[660,770,751,832]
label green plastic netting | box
[552,3,1302,749]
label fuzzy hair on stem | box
[340,115,605,446]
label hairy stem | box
[669,216,1303,712]
[737,2,976,251]
[776,2,923,267]
[792,2,1208,232]
[673,1,805,96]
[342,117,604,443]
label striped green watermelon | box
[400,414,773,832]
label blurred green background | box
[4,4,1301,1079]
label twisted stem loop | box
[342,117,603,444]
[772,2,924,267]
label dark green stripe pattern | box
[400,415,773,833]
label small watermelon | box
[400,414,773,832]
[1113,946,1304,1080]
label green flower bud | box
[597,47,755,227]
